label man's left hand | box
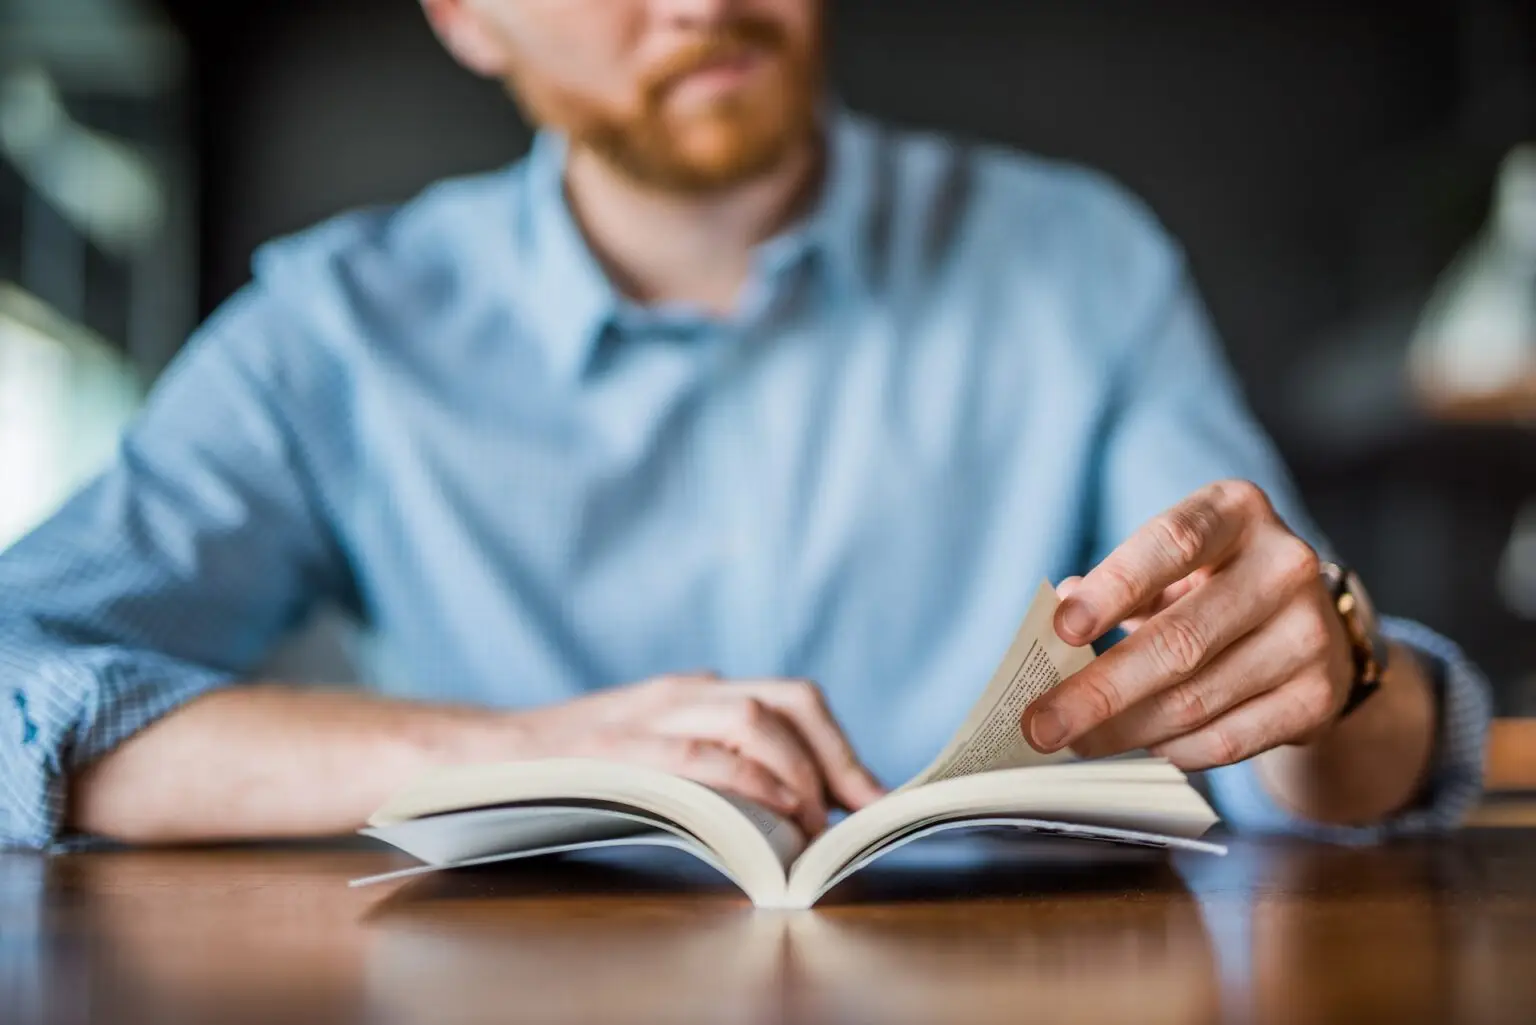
[1024,479,1356,770]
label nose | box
[651,0,748,30]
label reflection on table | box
[4,831,1536,1025]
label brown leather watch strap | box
[1322,562,1387,720]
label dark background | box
[47,0,1536,702]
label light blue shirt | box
[0,112,1490,848]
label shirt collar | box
[515,131,623,384]
[515,108,884,384]
[787,105,884,301]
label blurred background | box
[3,0,1535,709]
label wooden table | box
[5,832,1536,1025]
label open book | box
[353,582,1225,908]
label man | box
[0,0,1489,848]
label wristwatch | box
[1319,561,1389,719]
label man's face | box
[444,0,823,193]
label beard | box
[505,15,822,194]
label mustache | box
[646,18,790,97]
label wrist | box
[1256,642,1437,825]
[390,703,535,772]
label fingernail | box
[1029,706,1069,751]
[1059,599,1097,642]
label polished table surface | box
[4,830,1536,1025]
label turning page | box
[905,580,1094,788]
[773,581,1227,908]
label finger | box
[1027,548,1290,753]
[1149,673,1339,771]
[641,736,810,828]
[654,696,829,834]
[1064,573,1182,636]
[733,680,887,811]
[632,672,720,714]
[1073,597,1332,758]
[1120,570,1209,634]
[1056,481,1264,646]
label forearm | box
[67,685,526,844]
[1254,643,1437,826]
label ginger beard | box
[504,16,822,194]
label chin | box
[673,106,802,179]
[671,138,791,190]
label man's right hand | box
[507,674,886,836]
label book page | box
[781,764,1220,908]
[905,580,1094,789]
[716,793,808,869]
[362,758,798,905]
[349,809,722,889]
[804,816,1228,906]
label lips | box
[656,45,770,97]
[687,52,759,76]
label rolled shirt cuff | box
[1,641,235,850]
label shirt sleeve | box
[0,288,353,849]
[1089,213,1492,837]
